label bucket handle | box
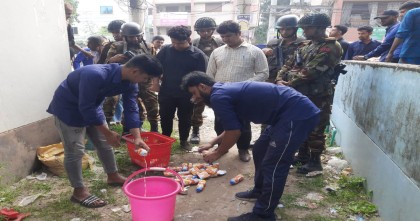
[121,135,134,144]
[123,167,185,192]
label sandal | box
[70,195,107,208]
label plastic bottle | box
[230,174,244,185]
[136,148,148,156]
[196,180,206,193]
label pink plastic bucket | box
[123,167,184,221]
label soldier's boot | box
[189,127,200,144]
[293,145,310,166]
[297,152,323,174]
[150,122,159,132]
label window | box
[205,3,223,12]
[185,6,191,12]
[148,8,153,15]
[100,6,113,14]
[166,6,179,12]
[72,26,78,35]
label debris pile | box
[163,163,243,193]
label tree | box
[254,0,270,44]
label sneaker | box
[227,212,275,221]
[180,140,192,151]
[189,133,200,144]
[238,149,251,162]
[235,189,261,202]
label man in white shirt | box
[204,20,269,162]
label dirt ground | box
[0,107,381,221]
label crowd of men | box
[50,1,419,220]
[329,1,420,64]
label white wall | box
[75,0,130,42]
[0,0,70,133]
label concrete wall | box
[331,61,420,221]
[0,0,69,185]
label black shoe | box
[189,133,200,144]
[180,140,192,151]
[189,127,200,144]
[293,147,310,166]
[227,212,275,221]
[297,152,323,174]
[235,189,261,202]
[238,149,251,162]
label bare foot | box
[107,172,126,185]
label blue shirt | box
[344,40,381,60]
[47,64,141,129]
[157,45,208,97]
[210,82,320,130]
[396,8,420,58]
[365,23,402,61]
[73,48,94,69]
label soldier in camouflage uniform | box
[106,22,160,132]
[100,20,125,124]
[263,14,305,83]
[276,13,342,174]
[189,17,224,144]
[258,15,306,134]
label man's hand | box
[82,50,94,59]
[385,53,393,62]
[108,54,127,63]
[262,48,274,57]
[276,80,289,86]
[104,131,121,147]
[202,150,226,163]
[353,55,366,61]
[133,137,150,152]
[198,143,214,153]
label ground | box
[0,107,381,221]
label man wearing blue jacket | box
[181,72,320,221]
[47,55,162,208]
[354,10,401,62]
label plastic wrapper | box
[184,178,200,186]
[205,166,218,175]
[181,163,188,171]
[196,180,206,193]
[230,174,244,185]
[197,171,210,180]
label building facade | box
[331,0,405,42]
[148,0,260,42]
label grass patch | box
[297,175,325,191]
[327,176,377,217]
[281,192,300,206]
[303,214,341,221]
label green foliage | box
[254,0,270,44]
[346,201,377,215]
[327,176,377,216]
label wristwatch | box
[363,55,368,60]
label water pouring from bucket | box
[123,167,184,221]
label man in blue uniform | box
[181,72,320,221]
[47,55,163,208]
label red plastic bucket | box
[123,132,176,168]
[123,167,184,221]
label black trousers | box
[159,95,194,141]
[214,115,251,150]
